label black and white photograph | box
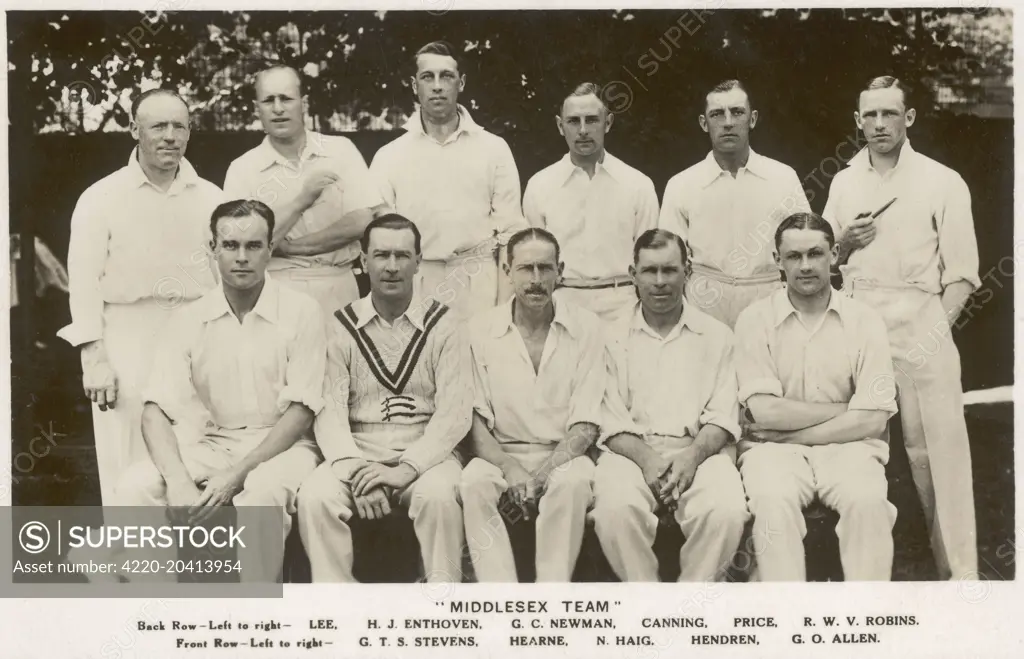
[3,3,1018,656]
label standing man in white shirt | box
[523,83,659,323]
[823,76,979,581]
[224,64,381,313]
[58,89,224,507]
[461,228,605,582]
[660,80,811,328]
[298,214,472,583]
[114,199,326,583]
[370,40,525,320]
[735,213,898,581]
[591,229,749,582]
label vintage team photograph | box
[6,6,1014,589]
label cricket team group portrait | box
[7,8,1014,587]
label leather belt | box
[559,275,634,291]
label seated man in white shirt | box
[524,83,659,322]
[114,199,327,583]
[592,229,749,582]
[297,214,472,583]
[461,228,605,582]
[734,212,898,581]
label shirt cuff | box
[940,271,982,291]
[699,414,741,444]
[848,391,898,417]
[56,321,103,347]
[277,386,325,416]
[737,378,784,405]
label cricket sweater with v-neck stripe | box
[314,293,473,475]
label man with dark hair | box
[660,79,810,328]
[370,40,525,320]
[58,88,224,507]
[224,63,381,313]
[460,228,604,582]
[734,212,898,581]
[298,214,471,583]
[591,229,749,582]
[112,199,326,583]
[823,75,980,580]
[523,82,658,322]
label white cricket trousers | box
[459,444,595,582]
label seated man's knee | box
[459,460,502,504]
[114,460,165,504]
[296,466,344,514]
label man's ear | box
[628,264,636,280]
[698,114,709,133]
[458,74,466,92]
[556,115,565,137]
[905,107,916,128]
[605,111,615,133]
[749,109,759,131]
[130,120,140,141]
[854,111,864,131]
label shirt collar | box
[490,296,581,339]
[126,147,200,190]
[696,148,767,188]
[554,151,625,185]
[629,300,704,340]
[198,273,280,325]
[254,131,327,172]
[351,294,429,331]
[402,104,482,142]
[772,286,844,327]
[849,138,916,173]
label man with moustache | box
[224,64,381,313]
[297,214,471,583]
[111,199,325,583]
[734,213,898,581]
[460,228,605,582]
[370,41,525,320]
[591,229,749,582]
[823,76,980,580]
[660,80,810,329]
[58,89,224,507]
[523,83,659,323]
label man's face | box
[856,87,915,155]
[212,213,272,291]
[774,228,837,298]
[505,238,563,312]
[131,94,190,172]
[413,53,464,119]
[255,68,305,141]
[630,242,688,317]
[557,94,612,159]
[700,87,757,154]
[361,227,421,301]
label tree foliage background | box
[7,8,1014,138]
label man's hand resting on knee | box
[353,486,393,520]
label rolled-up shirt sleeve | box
[57,188,108,347]
[937,172,981,291]
[657,176,689,241]
[698,334,741,441]
[597,340,643,447]
[848,313,899,417]
[400,320,473,474]
[469,338,495,431]
[734,307,784,404]
[314,324,363,465]
[277,298,327,415]
[142,313,195,424]
[490,138,526,244]
[566,326,607,430]
[336,138,384,213]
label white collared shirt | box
[370,105,526,261]
[523,152,658,280]
[58,149,224,346]
[822,140,980,294]
[315,294,472,474]
[601,302,740,444]
[734,287,897,417]
[224,131,382,270]
[659,149,810,278]
[469,298,605,446]
[143,275,327,431]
